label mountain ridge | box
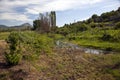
[0,23,32,28]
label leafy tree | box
[92,14,98,19]
[33,19,41,30]
[87,18,93,23]
[92,14,99,22]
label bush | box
[68,36,76,41]
[101,33,112,41]
[78,23,88,31]
[115,22,120,29]
[105,47,113,51]
[5,32,22,66]
[90,22,97,28]
[5,53,22,65]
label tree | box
[33,11,56,33]
[91,14,99,22]
[50,11,56,27]
[92,14,98,19]
[33,19,41,30]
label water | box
[56,40,112,54]
[84,48,103,54]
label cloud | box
[102,1,120,9]
[0,13,32,22]
[0,0,103,25]
[26,0,103,14]
[0,0,103,14]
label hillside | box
[62,7,120,29]
[87,7,120,23]
[55,7,120,51]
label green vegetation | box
[4,31,55,66]
[115,22,120,29]
[0,32,10,40]
[67,29,120,51]
[5,32,22,65]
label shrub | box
[112,32,120,42]
[68,36,76,41]
[5,53,22,65]
[90,22,97,28]
[5,32,22,66]
[115,22,120,29]
[105,47,113,51]
[101,33,112,41]
[78,23,88,31]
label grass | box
[68,29,120,51]
[0,32,10,40]
[72,39,120,51]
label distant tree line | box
[87,7,120,23]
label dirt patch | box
[0,40,7,53]
[0,40,7,48]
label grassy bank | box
[68,29,120,51]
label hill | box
[55,7,120,51]
[0,25,8,28]
[59,7,120,29]
[0,23,32,31]
[87,7,120,23]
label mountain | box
[11,23,32,28]
[0,23,32,31]
[20,23,32,27]
[0,25,8,28]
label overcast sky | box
[0,0,120,27]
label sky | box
[0,0,120,27]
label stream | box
[56,40,114,54]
